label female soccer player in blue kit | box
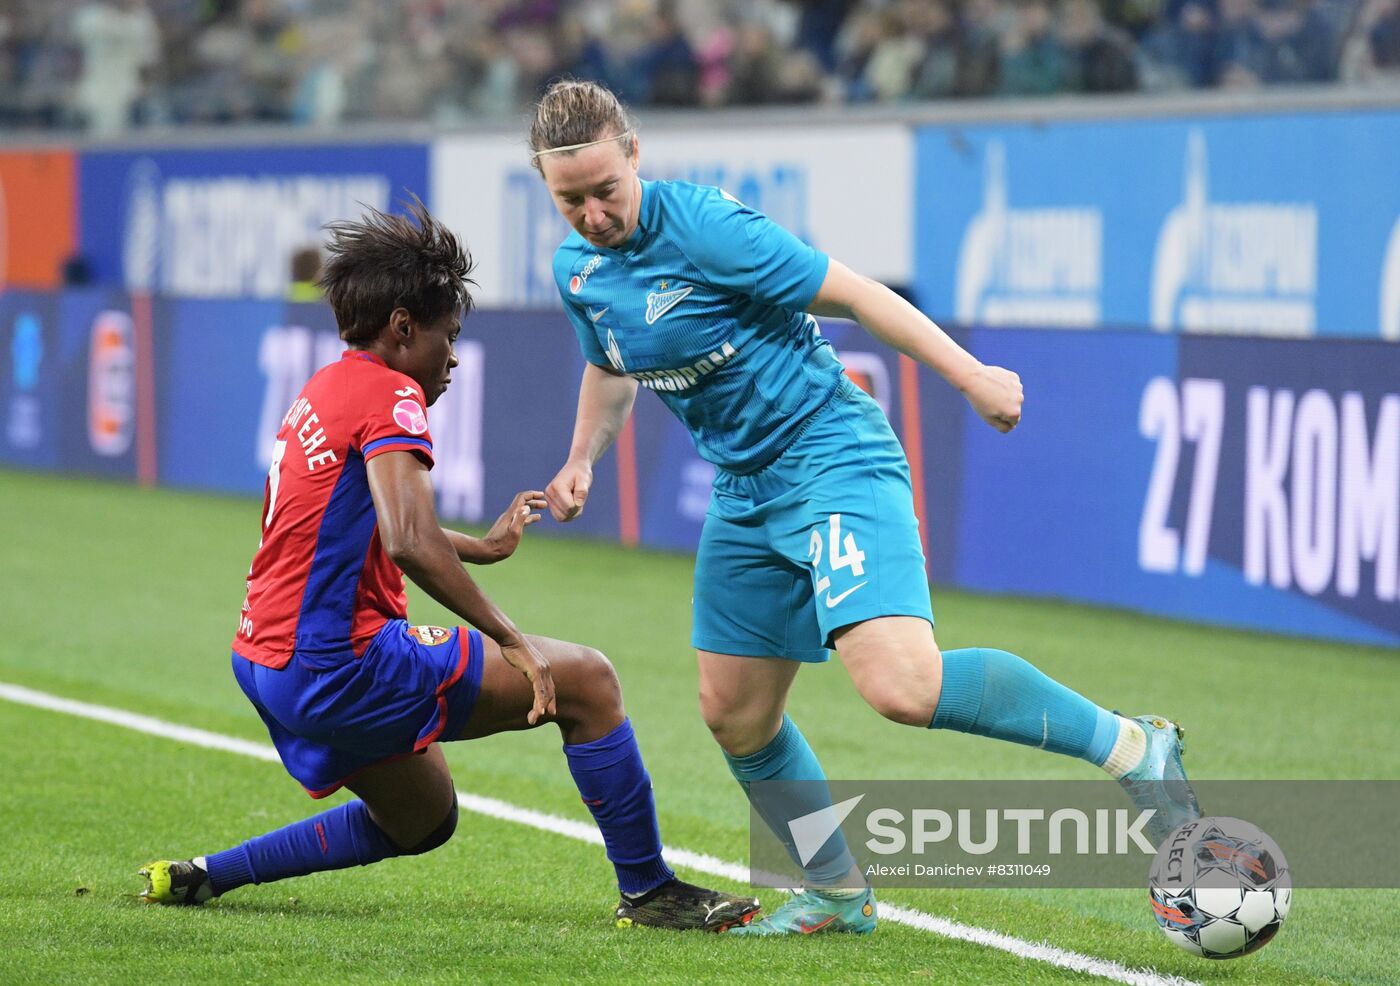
[533,80,1201,935]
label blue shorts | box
[692,379,934,663]
[233,620,485,798]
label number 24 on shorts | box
[808,514,867,607]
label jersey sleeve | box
[554,247,612,367]
[674,186,830,311]
[357,375,434,468]
[563,298,611,367]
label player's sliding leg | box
[697,651,877,937]
[143,636,759,929]
[458,636,760,932]
[140,745,461,905]
[835,616,1200,847]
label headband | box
[530,130,634,159]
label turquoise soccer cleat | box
[1117,715,1202,848]
[726,888,877,936]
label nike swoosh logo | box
[824,581,868,609]
[645,286,693,324]
[799,914,840,934]
[589,306,609,322]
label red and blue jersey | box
[234,350,434,669]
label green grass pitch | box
[1,467,1397,985]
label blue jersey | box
[554,179,840,474]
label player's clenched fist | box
[962,363,1024,433]
[546,458,593,522]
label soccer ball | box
[1148,816,1291,959]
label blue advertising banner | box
[6,283,1395,648]
[152,303,620,540]
[946,329,1400,647]
[0,291,60,472]
[77,144,429,299]
[0,287,143,481]
[916,110,1400,340]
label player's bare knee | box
[698,693,776,755]
[402,800,458,855]
[555,644,623,729]
[864,683,938,727]
[697,683,734,736]
[579,646,622,715]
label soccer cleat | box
[725,887,877,936]
[1117,715,1202,848]
[614,879,760,932]
[137,859,214,906]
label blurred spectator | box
[1141,1,1219,88]
[958,0,1011,95]
[1251,0,1341,82]
[1060,0,1140,90]
[793,0,860,71]
[1213,0,1268,85]
[1338,0,1400,79]
[862,6,925,101]
[640,5,699,106]
[908,1,963,99]
[0,0,1376,132]
[287,245,323,302]
[73,0,160,133]
[1341,0,1400,79]
[1000,0,1069,94]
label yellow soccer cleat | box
[138,859,214,906]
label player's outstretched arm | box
[368,451,556,724]
[442,490,548,564]
[545,362,639,522]
[809,258,1023,433]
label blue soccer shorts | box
[692,379,935,663]
[233,619,484,798]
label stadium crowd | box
[2,0,1399,133]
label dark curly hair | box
[317,197,476,345]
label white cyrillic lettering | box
[1245,387,1294,588]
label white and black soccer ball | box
[1148,816,1291,959]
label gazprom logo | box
[955,142,1102,328]
[122,158,162,293]
[121,159,391,298]
[1151,130,1317,336]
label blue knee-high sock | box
[930,647,1120,766]
[564,718,675,897]
[203,799,457,894]
[725,715,857,887]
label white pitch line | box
[1,681,1198,986]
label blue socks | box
[564,718,676,897]
[930,647,1120,766]
[204,798,457,894]
[725,715,857,887]
[205,719,674,900]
